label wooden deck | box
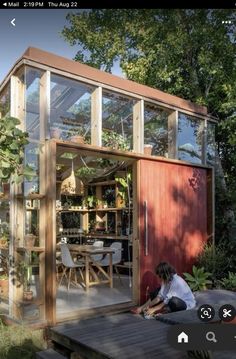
[50,313,188,359]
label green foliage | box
[0,116,35,183]
[183,266,212,291]
[196,243,234,284]
[83,195,96,208]
[75,166,96,179]
[62,9,236,241]
[115,173,131,201]
[102,130,129,151]
[220,272,236,291]
[16,261,32,291]
[0,320,45,359]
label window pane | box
[144,103,169,157]
[0,84,10,119]
[25,68,42,140]
[178,113,203,164]
[102,91,134,151]
[50,74,94,142]
[24,142,40,196]
[207,122,216,166]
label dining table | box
[67,244,114,292]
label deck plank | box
[51,313,186,359]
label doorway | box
[55,145,135,320]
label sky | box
[0,9,123,83]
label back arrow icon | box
[11,18,15,27]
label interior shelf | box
[16,194,45,200]
[57,207,132,212]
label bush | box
[196,243,232,285]
[220,272,236,291]
[183,266,212,291]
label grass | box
[0,319,46,359]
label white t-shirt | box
[158,274,196,309]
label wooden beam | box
[207,168,215,245]
[201,118,207,165]
[45,140,57,325]
[168,110,178,159]
[40,70,50,140]
[91,87,102,146]
[133,100,144,153]
[9,73,24,319]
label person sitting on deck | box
[131,262,196,318]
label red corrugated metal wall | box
[139,159,208,303]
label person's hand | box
[145,307,156,315]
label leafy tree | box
[0,116,34,184]
[62,9,236,241]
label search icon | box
[206,331,217,343]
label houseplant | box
[102,129,130,151]
[25,234,36,248]
[76,166,96,182]
[115,172,132,208]
[67,126,90,144]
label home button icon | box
[178,331,189,344]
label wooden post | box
[10,73,24,319]
[133,100,144,153]
[207,167,215,245]
[91,87,102,146]
[132,161,139,304]
[45,140,57,325]
[168,110,178,159]
[201,118,207,165]
[40,70,50,140]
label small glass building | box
[0,47,216,325]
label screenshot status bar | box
[0,1,235,9]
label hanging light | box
[60,160,84,195]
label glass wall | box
[0,84,10,119]
[102,90,134,151]
[178,113,203,164]
[50,74,94,143]
[25,68,43,140]
[206,122,216,166]
[144,103,169,157]
[23,142,40,196]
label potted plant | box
[0,273,9,298]
[17,261,33,301]
[87,195,96,209]
[50,127,62,139]
[115,173,132,208]
[144,144,153,155]
[67,126,89,144]
[25,234,36,248]
[96,199,103,209]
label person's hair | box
[155,262,176,282]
